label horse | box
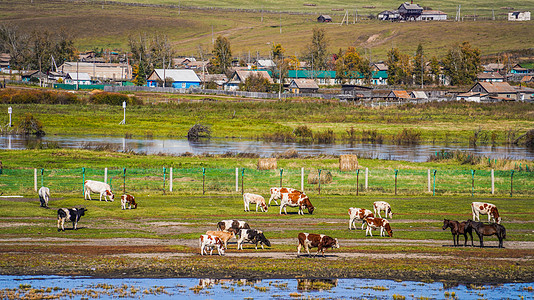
[442,219,473,247]
[465,219,506,248]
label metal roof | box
[151,69,200,82]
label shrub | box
[293,125,313,140]
[89,92,131,105]
[314,129,335,143]
[362,129,383,143]
[0,89,78,104]
[187,124,211,141]
[16,113,45,136]
[394,128,421,145]
[262,131,295,142]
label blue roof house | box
[147,69,201,88]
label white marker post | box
[8,106,12,127]
[119,101,126,125]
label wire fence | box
[1,167,533,197]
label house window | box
[182,83,186,88]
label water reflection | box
[1,134,534,162]
[297,278,338,291]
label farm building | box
[65,73,92,85]
[398,2,423,20]
[286,70,336,86]
[0,53,10,70]
[378,10,400,21]
[508,11,530,21]
[256,59,276,69]
[468,82,517,101]
[317,15,332,22]
[388,90,411,100]
[21,70,47,82]
[147,69,201,88]
[482,63,505,73]
[511,63,534,74]
[199,73,228,89]
[416,10,447,21]
[410,91,428,99]
[288,79,319,93]
[59,62,132,81]
[224,70,274,91]
[477,72,504,83]
[516,86,534,101]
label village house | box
[65,73,92,85]
[256,59,276,69]
[416,10,447,21]
[397,2,423,20]
[456,92,483,102]
[224,70,274,91]
[199,73,228,89]
[387,90,411,100]
[508,11,530,21]
[317,15,332,22]
[21,70,47,83]
[521,76,534,84]
[286,70,337,86]
[477,72,504,83]
[288,79,319,94]
[378,10,400,21]
[59,62,132,81]
[468,81,518,101]
[511,63,534,74]
[147,69,201,88]
[516,86,534,101]
[410,91,428,99]
[482,63,505,73]
[0,53,10,71]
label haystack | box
[339,154,359,171]
[258,158,277,170]
[307,170,333,184]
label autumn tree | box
[240,73,272,92]
[387,48,412,85]
[303,27,329,70]
[443,41,482,86]
[429,56,441,85]
[209,35,232,75]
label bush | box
[187,124,211,141]
[314,130,336,143]
[394,128,421,145]
[0,89,79,104]
[293,125,313,140]
[16,113,45,136]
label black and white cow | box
[237,229,271,250]
[57,207,87,231]
[217,220,250,234]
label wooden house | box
[288,79,319,93]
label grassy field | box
[1,99,534,144]
[0,0,533,59]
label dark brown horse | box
[442,219,473,247]
[465,219,506,248]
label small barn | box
[289,79,319,94]
[317,15,333,22]
[477,72,504,83]
[65,72,92,85]
[388,90,411,100]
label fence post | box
[241,168,245,195]
[491,169,495,195]
[433,170,437,196]
[279,168,283,187]
[104,167,108,184]
[169,167,173,192]
[365,167,368,190]
[40,168,44,188]
[34,168,37,192]
[471,170,475,197]
[428,169,431,193]
[163,167,166,194]
[301,167,304,192]
[123,168,126,194]
[236,168,239,192]
[202,167,206,195]
[318,169,322,195]
[510,170,514,197]
[356,169,360,196]
[394,169,398,195]
[82,167,85,196]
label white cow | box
[373,201,393,219]
[199,234,225,256]
[38,186,50,208]
[348,207,374,230]
[84,180,114,201]
[471,202,501,224]
[243,193,268,212]
[268,187,296,206]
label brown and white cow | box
[268,187,297,206]
[471,202,501,224]
[216,220,251,236]
[365,217,393,237]
[243,193,268,212]
[120,194,137,210]
[297,233,339,257]
[199,234,225,256]
[348,207,374,230]
[206,229,236,249]
[279,190,314,215]
[373,201,393,219]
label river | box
[1,135,534,162]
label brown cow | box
[365,217,393,237]
[206,229,236,249]
[279,190,314,215]
[297,232,339,257]
[268,187,297,206]
[121,194,137,210]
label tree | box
[150,33,174,69]
[240,73,271,92]
[209,36,232,75]
[271,43,284,60]
[387,48,412,85]
[303,27,329,70]
[429,56,441,85]
[412,43,426,86]
[443,41,482,86]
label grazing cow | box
[84,180,114,202]
[268,187,296,206]
[243,193,268,212]
[216,220,251,236]
[237,229,271,250]
[120,194,137,210]
[57,207,87,231]
[365,217,393,237]
[38,186,50,208]
[206,229,236,249]
[199,234,225,256]
[348,207,374,230]
[279,190,314,215]
[471,202,501,224]
[297,233,339,257]
[373,201,393,219]
[442,219,473,247]
[466,220,506,248]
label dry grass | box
[307,169,333,184]
[339,155,359,171]
[258,158,277,170]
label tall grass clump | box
[262,131,295,142]
[393,128,421,145]
[89,92,141,105]
[362,129,384,143]
[293,125,313,142]
[314,130,336,144]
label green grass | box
[1,0,534,59]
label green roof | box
[519,63,534,70]
[287,69,387,79]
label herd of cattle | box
[40,181,507,254]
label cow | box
[297,233,339,257]
[199,234,225,256]
[365,217,393,237]
[216,220,250,237]
[348,207,374,230]
[243,193,268,212]
[373,201,393,219]
[268,187,296,206]
[279,190,314,215]
[121,194,137,210]
[57,207,87,231]
[471,202,501,224]
[206,229,236,249]
[237,229,271,250]
[84,180,114,202]
[38,186,50,208]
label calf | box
[471,202,501,224]
[121,194,137,210]
[348,207,374,230]
[373,201,393,219]
[199,234,225,256]
[206,229,236,249]
[297,233,339,257]
[243,193,268,212]
[365,217,393,237]
[84,180,114,202]
[268,187,296,206]
[279,190,314,215]
[237,229,271,250]
[38,186,50,208]
[57,207,87,231]
[216,220,250,234]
